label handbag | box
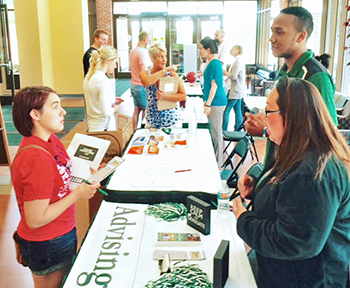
[11,144,52,267]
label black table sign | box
[213,240,229,288]
[186,195,211,235]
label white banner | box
[62,202,146,288]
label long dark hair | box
[271,77,350,183]
[200,37,218,54]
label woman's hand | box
[156,89,167,101]
[245,112,266,136]
[73,181,100,200]
[115,98,124,105]
[232,196,247,219]
[223,70,229,76]
[238,174,255,198]
[165,64,179,73]
[203,106,211,116]
[90,163,106,175]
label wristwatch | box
[263,127,268,139]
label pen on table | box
[174,169,192,173]
[84,180,108,196]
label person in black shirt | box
[83,29,108,76]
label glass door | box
[0,4,15,103]
[169,17,195,73]
[115,15,166,76]
[196,16,222,70]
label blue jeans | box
[223,98,243,131]
[15,227,77,275]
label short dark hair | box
[13,86,56,137]
[93,29,108,39]
[200,37,218,54]
[281,6,313,39]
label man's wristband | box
[204,104,211,107]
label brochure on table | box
[67,133,110,190]
[106,128,221,193]
[62,201,257,288]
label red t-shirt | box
[12,134,75,241]
[130,46,149,86]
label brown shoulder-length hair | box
[13,86,56,137]
[271,77,350,183]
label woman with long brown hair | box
[233,77,350,288]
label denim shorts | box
[15,227,77,276]
[131,84,147,108]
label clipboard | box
[158,77,179,111]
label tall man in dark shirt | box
[83,29,108,76]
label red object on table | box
[186,71,197,83]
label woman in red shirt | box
[11,86,100,288]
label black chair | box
[220,137,249,188]
[223,100,260,162]
[230,162,264,202]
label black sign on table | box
[213,240,230,288]
[186,195,211,235]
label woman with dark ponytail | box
[199,37,227,167]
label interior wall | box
[14,0,44,87]
[14,0,87,94]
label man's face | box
[270,13,302,59]
[144,36,151,47]
[95,33,108,49]
[214,31,223,43]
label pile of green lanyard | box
[144,262,213,288]
[144,202,187,222]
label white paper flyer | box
[66,133,110,190]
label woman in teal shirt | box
[233,77,350,287]
[199,37,227,167]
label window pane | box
[8,11,18,71]
[267,0,280,70]
[176,20,193,44]
[303,0,323,56]
[128,2,167,15]
[116,18,129,72]
[113,2,127,14]
[197,1,223,15]
[201,20,220,39]
[168,2,198,15]
[224,1,257,65]
[131,20,140,50]
[3,0,14,9]
[341,6,350,94]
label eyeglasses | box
[265,109,281,117]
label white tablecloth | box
[106,129,220,194]
[184,82,203,96]
[62,202,257,288]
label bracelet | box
[263,127,268,139]
[204,104,211,107]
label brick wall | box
[96,0,113,45]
